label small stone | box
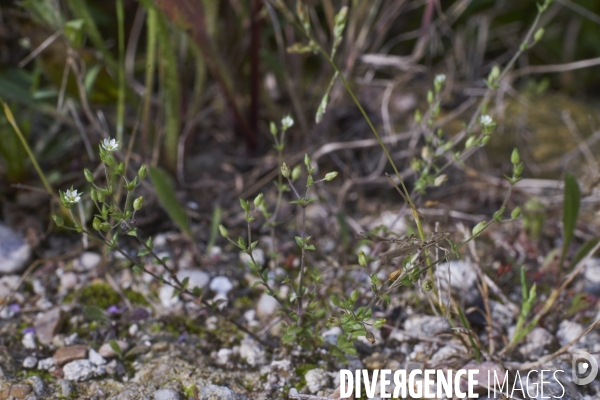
[215,348,232,365]
[37,358,55,370]
[210,276,233,294]
[59,272,78,291]
[239,337,266,367]
[152,388,181,400]
[240,248,265,267]
[459,361,505,393]
[23,356,38,369]
[363,353,385,370]
[267,359,293,388]
[98,340,129,358]
[27,375,46,396]
[256,293,279,319]
[0,223,31,274]
[22,332,36,349]
[584,258,600,283]
[0,383,32,399]
[58,380,73,398]
[403,315,450,337]
[74,252,102,272]
[159,285,181,308]
[556,320,584,347]
[151,342,169,352]
[34,307,65,345]
[63,359,104,381]
[88,348,106,366]
[304,368,330,394]
[128,324,139,336]
[200,385,245,400]
[53,345,88,366]
[0,275,20,298]
[176,269,210,291]
[51,334,67,348]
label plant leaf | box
[568,238,600,271]
[148,166,194,240]
[561,172,580,264]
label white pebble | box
[210,276,233,294]
[23,356,38,369]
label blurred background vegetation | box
[1,0,600,220]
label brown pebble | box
[34,307,65,345]
[53,345,88,367]
[0,383,32,400]
[151,342,169,352]
[98,340,129,358]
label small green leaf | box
[568,238,600,271]
[472,221,486,236]
[109,340,123,359]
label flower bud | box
[422,280,434,292]
[53,215,64,227]
[254,193,264,208]
[289,165,300,182]
[534,28,544,43]
[358,251,367,267]
[511,148,521,165]
[281,162,290,178]
[133,196,144,211]
[511,206,522,219]
[324,171,338,181]
[219,224,229,238]
[84,168,94,182]
[138,164,147,179]
[270,121,277,136]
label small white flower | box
[64,189,82,204]
[479,114,493,127]
[281,115,294,131]
[102,138,119,152]
[434,74,446,85]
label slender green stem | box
[3,102,55,198]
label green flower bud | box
[133,196,144,211]
[433,174,447,187]
[422,280,434,292]
[93,217,102,231]
[84,168,94,183]
[465,136,476,149]
[324,171,338,181]
[414,109,422,124]
[358,251,367,267]
[511,148,521,165]
[427,90,433,104]
[534,28,544,42]
[472,221,486,235]
[304,154,311,168]
[254,193,264,208]
[281,162,290,178]
[291,165,302,181]
[219,224,229,238]
[53,215,64,227]
[138,164,147,179]
[373,318,386,329]
[270,121,277,136]
[511,206,522,219]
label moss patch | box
[79,282,120,309]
